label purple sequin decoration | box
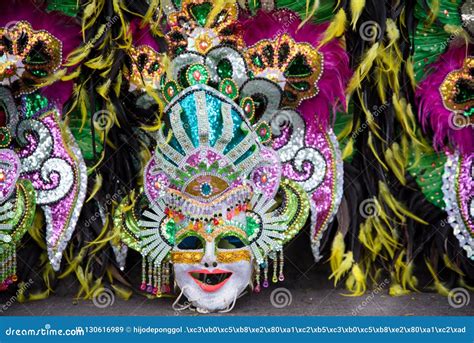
[0,149,20,203]
[271,110,342,260]
[306,125,336,240]
[251,147,281,199]
[18,110,86,270]
[144,158,171,204]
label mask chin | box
[173,260,253,312]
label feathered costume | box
[0,0,472,311]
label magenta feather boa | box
[1,0,81,109]
[416,46,473,154]
[241,9,351,129]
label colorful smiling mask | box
[115,1,349,313]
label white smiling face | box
[172,231,253,312]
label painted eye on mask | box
[184,175,229,199]
[177,236,204,250]
[217,235,245,249]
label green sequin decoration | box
[186,64,209,86]
[246,216,260,240]
[165,219,176,245]
[240,97,255,121]
[46,0,79,17]
[219,78,238,99]
[114,196,142,253]
[23,93,49,118]
[284,54,312,78]
[0,128,11,147]
[464,107,474,117]
[190,2,212,26]
[289,81,310,92]
[252,54,264,68]
[275,179,310,245]
[163,81,180,102]
[217,59,233,79]
[407,147,446,209]
[255,121,272,144]
[453,79,474,104]
[30,69,48,77]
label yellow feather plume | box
[330,251,354,286]
[329,232,345,273]
[298,0,320,30]
[350,0,365,30]
[318,9,347,47]
[425,259,450,296]
[344,264,366,296]
[347,43,379,95]
[341,138,354,160]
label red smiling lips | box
[189,269,233,292]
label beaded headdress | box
[116,0,349,312]
[416,46,473,259]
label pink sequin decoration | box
[18,110,86,270]
[0,149,20,202]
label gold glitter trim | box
[217,250,251,263]
[171,251,204,264]
[244,34,323,108]
[439,57,474,114]
[0,21,62,96]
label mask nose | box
[201,241,218,268]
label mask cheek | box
[173,263,201,297]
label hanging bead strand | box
[263,257,269,288]
[278,250,285,282]
[140,257,146,291]
[147,259,153,293]
[272,255,278,283]
[254,263,261,293]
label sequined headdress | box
[115,0,349,312]
[0,17,86,289]
[412,3,473,263]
